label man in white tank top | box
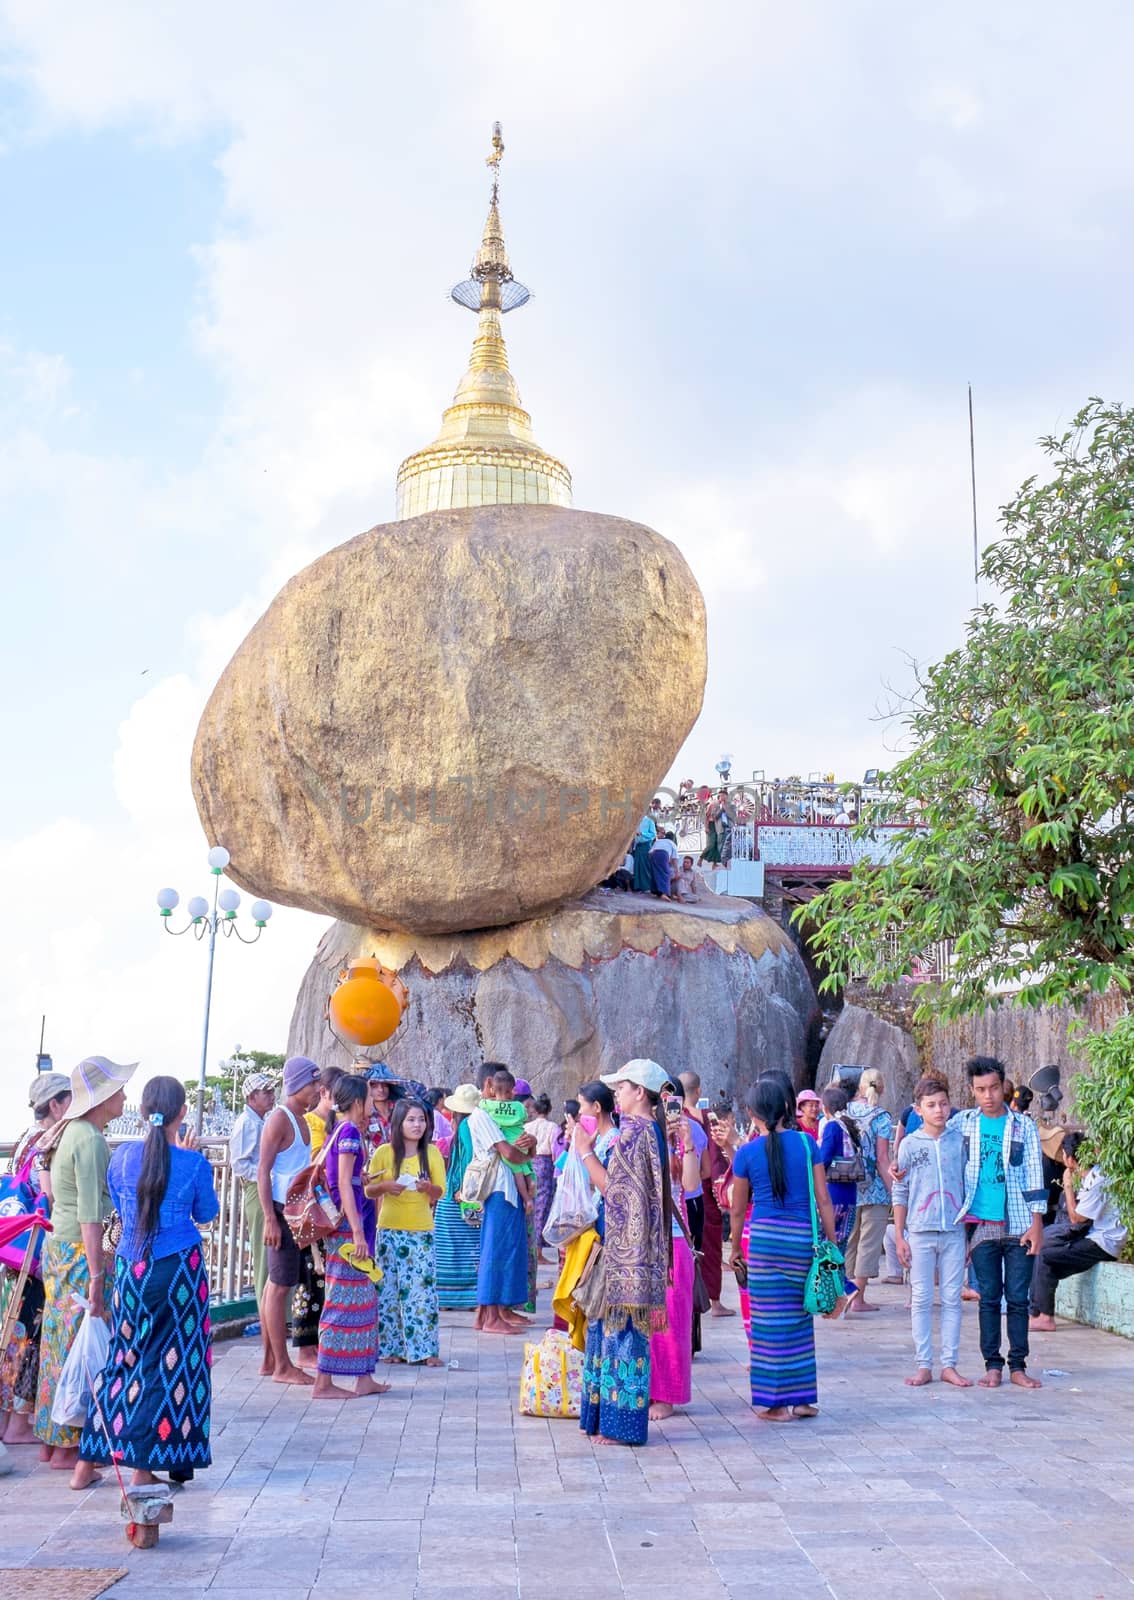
[257,1056,321,1385]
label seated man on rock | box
[1029,1132,1127,1332]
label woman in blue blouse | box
[728,1078,840,1420]
[75,1076,219,1489]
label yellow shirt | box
[305,1111,327,1157]
[367,1143,446,1232]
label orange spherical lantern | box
[328,958,406,1046]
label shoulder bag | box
[674,1203,712,1315]
[283,1134,341,1249]
[801,1132,845,1317]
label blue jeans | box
[970,1235,1034,1371]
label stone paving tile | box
[1,1287,1133,1598]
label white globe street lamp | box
[154,846,273,1134]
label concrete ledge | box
[1056,1261,1134,1338]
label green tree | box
[182,1048,284,1114]
[805,397,1134,1021]
[1076,1016,1134,1236]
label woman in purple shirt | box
[315,1074,387,1401]
[76,1075,219,1489]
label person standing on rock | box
[632,814,656,892]
[257,1056,322,1384]
[467,1077,536,1333]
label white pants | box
[909,1228,967,1370]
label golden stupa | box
[395,124,572,520]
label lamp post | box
[156,846,273,1135]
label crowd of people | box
[0,1048,1124,1482]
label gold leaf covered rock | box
[191,503,706,934]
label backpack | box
[825,1117,866,1185]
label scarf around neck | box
[600,1114,670,1336]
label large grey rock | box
[287,891,819,1108]
[817,1001,922,1115]
[819,989,1124,1117]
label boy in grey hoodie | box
[891,1075,972,1388]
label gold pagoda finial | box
[394,124,572,521]
[486,121,504,179]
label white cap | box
[600,1058,671,1094]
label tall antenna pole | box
[968,383,980,604]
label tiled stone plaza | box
[2,1282,1132,1600]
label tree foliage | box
[182,1048,284,1113]
[805,398,1134,1021]
[1076,1016,1134,1236]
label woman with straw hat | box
[34,1055,135,1473]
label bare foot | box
[941,1367,973,1388]
[503,1312,532,1325]
[961,1287,980,1301]
[381,1355,406,1364]
[296,1349,318,1369]
[130,1469,159,1487]
[595,1435,636,1446]
[1010,1370,1042,1389]
[354,1377,391,1397]
[480,1321,524,1335]
[3,1417,37,1444]
[709,1303,736,1318]
[904,1368,933,1387]
[38,1444,52,1463]
[422,1357,444,1367]
[978,1368,1003,1388]
[846,1302,880,1314]
[755,1406,793,1421]
[69,1462,102,1490]
[50,1446,79,1472]
[1029,1314,1057,1332]
[312,1376,358,1400]
[792,1404,819,1418]
[880,1275,904,1285]
[273,1364,315,1386]
[648,1402,674,1420]
[258,1359,274,1376]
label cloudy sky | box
[2,1,1131,1127]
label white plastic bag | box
[50,1297,110,1428]
[543,1151,599,1247]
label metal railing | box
[197,1141,256,1308]
[748,821,917,872]
[0,1136,256,1312]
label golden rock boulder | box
[191,503,706,934]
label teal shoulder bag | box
[801,1132,845,1317]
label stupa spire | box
[395,123,572,521]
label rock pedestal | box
[288,889,819,1107]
